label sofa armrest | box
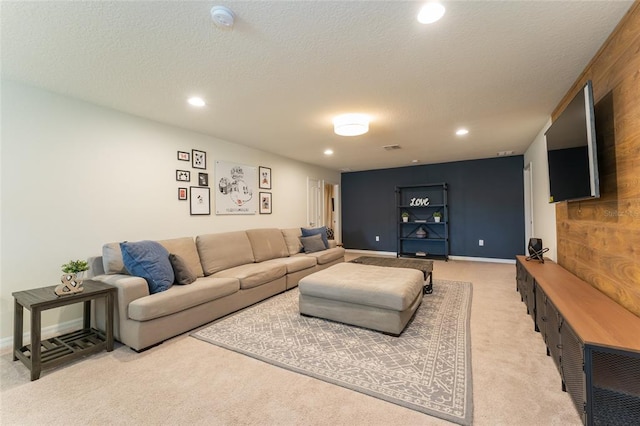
[92,274,149,341]
[328,240,337,249]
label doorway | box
[307,178,341,243]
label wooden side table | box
[13,280,116,380]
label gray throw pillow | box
[300,234,327,253]
[169,253,197,285]
[301,226,329,249]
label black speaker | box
[527,238,548,262]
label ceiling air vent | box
[383,144,402,151]
[497,151,514,157]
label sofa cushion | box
[246,228,289,262]
[169,253,197,285]
[300,234,327,253]
[196,231,255,275]
[264,256,317,274]
[305,246,346,265]
[120,241,174,294]
[102,242,127,275]
[128,277,239,321]
[301,226,329,249]
[212,262,286,290]
[281,228,303,256]
[158,237,204,278]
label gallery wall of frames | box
[176,149,272,215]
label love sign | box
[410,197,430,207]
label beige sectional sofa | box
[89,228,344,351]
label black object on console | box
[526,238,549,263]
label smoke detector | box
[211,6,235,28]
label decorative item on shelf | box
[416,226,428,239]
[401,211,410,222]
[55,259,89,296]
[433,211,442,222]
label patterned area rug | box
[192,279,473,425]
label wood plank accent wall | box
[552,2,640,318]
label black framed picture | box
[192,149,206,169]
[259,192,272,214]
[176,170,190,181]
[177,151,190,161]
[190,186,211,215]
[178,187,187,200]
[198,172,209,186]
[259,166,271,189]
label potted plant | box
[401,211,410,222]
[433,211,442,223]
[57,259,90,296]
[62,259,89,275]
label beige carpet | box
[193,280,473,425]
[0,258,582,425]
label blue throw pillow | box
[120,241,174,294]
[301,226,329,249]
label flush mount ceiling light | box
[187,97,206,107]
[333,113,369,136]
[456,128,469,136]
[418,2,446,24]
[211,6,235,28]
[324,149,334,155]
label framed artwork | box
[215,160,257,215]
[177,151,190,161]
[176,170,190,181]
[178,187,188,200]
[192,149,206,169]
[198,172,209,186]
[259,166,272,189]
[190,186,210,215]
[259,192,272,214]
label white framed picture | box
[190,186,210,215]
[215,161,257,215]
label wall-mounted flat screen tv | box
[545,80,600,203]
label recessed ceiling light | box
[418,3,446,24]
[187,97,206,107]
[412,159,420,163]
[324,149,334,155]
[333,113,369,136]
[456,128,469,136]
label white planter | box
[434,217,441,223]
[402,217,409,222]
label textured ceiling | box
[1,1,632,171]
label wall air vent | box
[383,144,402,151]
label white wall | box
[523,119,557,261]
[0,80,339,340]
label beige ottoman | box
[298,262,424,336]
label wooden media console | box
[516,255,640,425]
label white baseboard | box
[0,318,83,353]
[345,249,515,264]
[345,249,397,256]
[448,255,516,264]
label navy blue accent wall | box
[341,156,526,259]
